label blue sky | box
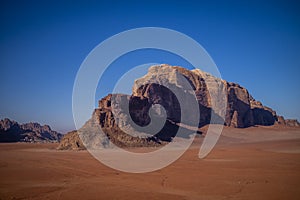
[0,0,299,133]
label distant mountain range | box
[0,118,62,143]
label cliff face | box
[97,65,298,130]
[60,64,299,149]
[135,65,300,127]
[0,118,62,143]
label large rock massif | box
[0,118,62,143]
[59,65,299,149]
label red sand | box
[0,126,300,200]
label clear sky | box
[0,0,299,133]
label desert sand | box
[1,126,300,200]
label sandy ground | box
[0,126,300,200]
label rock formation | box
[57,130,85,150]
[142,65,299,127]
[97,65,299,129]
[60,64,299,149]
[0,118,62,143]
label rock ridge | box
[0,118,62,143]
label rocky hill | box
[0,118,62,143]
[59,64,299,149]
[57,130,85,150]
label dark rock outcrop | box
[94,94,170,147]
[0,118,62,143]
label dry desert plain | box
[0,126,300,200]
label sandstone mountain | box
[59,64,299,149]
[0,118,62,143]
